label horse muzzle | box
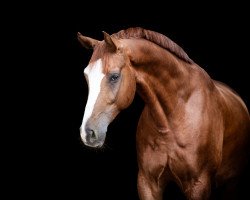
[80,126,106,148]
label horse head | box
[77,32,136,147]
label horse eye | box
[109,73,120,83]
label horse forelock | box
[88,27,194,73]
[89,41,106,62]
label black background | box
[11,2,249,199]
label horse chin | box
[84,141,104,148]
[82,133,106,149]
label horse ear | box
[77,32,99,49]
[102,31,118,52]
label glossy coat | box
[77,27,250,200]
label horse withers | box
[77,27,250,200]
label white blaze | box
[80,59,105,142]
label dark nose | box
[85,127,98,143]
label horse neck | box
[128,39,196,129]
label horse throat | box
[134,53,194,132]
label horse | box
[77,27,250,200]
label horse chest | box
[136,117,202,182]
[138,140,201,186]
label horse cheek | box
[116,68,136,110]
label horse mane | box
[112,27,193,64]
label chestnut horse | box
[77,27,250,200]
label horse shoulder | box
[214,80,250,182]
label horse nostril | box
[86,128,97,139]
[90,130,97,139]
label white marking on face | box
[80,59,105,142]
